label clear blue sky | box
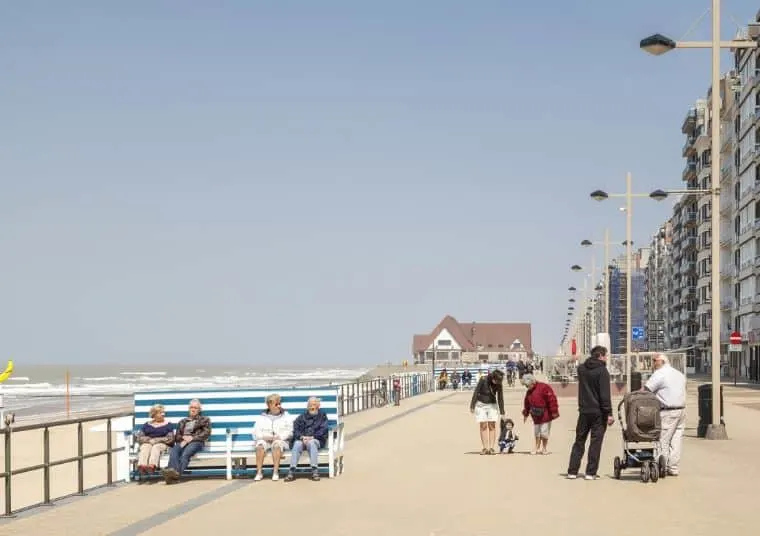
[2,1,757,365]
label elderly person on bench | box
[285,397,328,482]
[136,404,174,475]
[253,393,294,481]
[162,398,212,484]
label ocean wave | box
[0,368,370,397]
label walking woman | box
[521,374,559,455]
[469,369,505,454]
[136,404,175,474]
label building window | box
[478,354,488,362]
[450,351,460,361]
[425,351,434,361]
[437,339,451,346]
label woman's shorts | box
[533,422,551,439]
[474,402,499,423]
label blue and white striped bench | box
[126,387,345,481]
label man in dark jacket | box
[566,346,614,480]
[469,369,505,455]
[285,397,329,481]
[163,398,212,484]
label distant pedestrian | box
[643,353,686,476]
[521,374,559,455]
[469,369,505,455]
[392,375,402,406]
[566,346,613,480]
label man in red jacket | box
[521,374,559,455]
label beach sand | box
[0,417,124,514]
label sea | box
[0,364,369,423]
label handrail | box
[0,410,132,517]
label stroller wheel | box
[649,461,659,483]
[613,456,622,479]
[658,455,667,480]
[640,462,650,483]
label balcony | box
[682,236,697,250]
[739,224,754,243]
[681,261,697,274]
[682,109,697,133]
[719,233,734,247]
[682,137,696,157]
[754,294,760,312]
[683,160,698,180]
[740,260,754,278]
[697,330,710,343]
[684,211,698,226]
[684,335,697,346]
[739,186,754,206]
[697,164,711,181]
[740,146,756,171]
[720,264,737,278]
[720,297,736,310]
[721,134,734,153]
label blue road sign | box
[632,326,645,341]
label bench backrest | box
[133,387,341,453]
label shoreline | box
[4,367,430,426]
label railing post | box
[77,422,85,495]
[106,418,113,486]
[43,427,51,505]
[3,428,12,517]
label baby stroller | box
[613,391,667,483]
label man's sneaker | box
[584,474,600,481]
[566,473,578,480]
[311,468,320,481]
[272,472,280,481]
[254,472,263,481]
[284,472,296,482]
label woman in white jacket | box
[253,393,294,481]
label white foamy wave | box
[6,376,31,381]
[0,368,370,396]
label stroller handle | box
[616,398,625,423]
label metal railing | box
[1,411,131,517]
[335,372,433,416]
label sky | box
[2,0,758,365]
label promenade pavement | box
[1,382,759,536]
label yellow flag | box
[0,361,14,383]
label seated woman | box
[253,393,293,481]
[136,404,175,474]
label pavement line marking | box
[107,481,251,536]
[105,392,454,535]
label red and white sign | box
[571,339,577,356]
[730,331,742,345]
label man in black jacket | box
[566,346,614,480]
[469,369,505,455]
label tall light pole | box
[640,0,758,440]
[589,177,709,392]
[581,230,627,334]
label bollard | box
[43,427,51,505]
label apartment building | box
[641,15,760,381]
[644,224,671,351]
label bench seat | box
[126,387,345,481]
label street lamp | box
[588,175,701,391]
[640,1,759,440]
[581,231,627,334]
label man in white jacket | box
[254,393,294,481]
[644,354,687,476]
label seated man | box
[253,393,293,481]
[285,397,328,482]
[162,398,211,484]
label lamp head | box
[580,239,592,247]
[568,286,577,291]
[640,33,676,56]
[590,190,609,202]
[571,265,582,272]
[649,189,668,201]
